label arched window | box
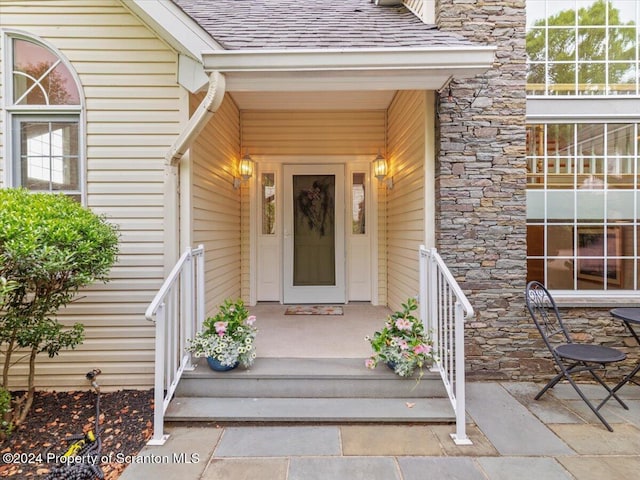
[4,33,84,201]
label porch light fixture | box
[373,150,393,189]
[233,151,255,189]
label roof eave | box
[202,46,496,91]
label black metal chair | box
[525,281,628,431]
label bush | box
[0,385,12,440]
[0,189,119,425]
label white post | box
[196,245,205,332]
[184,250,194,371]
[451,301,471,445]
[149,304,169,445]
[429,248,439,354]
[419,246,427,327]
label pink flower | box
[398,340,409,350]
[395,318,412,331]
[214,321,227,336]
[413,344,432,355]
[365,358,376,369]
[246,315,257,326]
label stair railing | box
[419,245,474,445]
[145,245,205,445]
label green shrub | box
[0,386,12,440]
[0,189,119,425]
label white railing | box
[419,245,474,445]
[145,245,205,445]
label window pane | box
[578,27,606,60]
[609,0,638,25]
[261,173,275,235]
[578,62,606,94]
[527,225,545,256]
[609,63,637,95]
[608,28,636,60]
[527,191,545,220]
[547,191,575,221]
[548,28,576,61]
[19,120,79,192]
[547,258,574,289]
[352,173,365,234]
[547,63,576,94]
[607,191,634,219]
[527,258,545,284]
[12,38,79,105]
[548,225,574,255]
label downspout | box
[165,70,226,166]
[163,70,226,277]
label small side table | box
[599,308,640,409]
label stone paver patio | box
[120,381,640,480]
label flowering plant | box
[365,298,435,377]
[187,298,257,368]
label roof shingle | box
[172,0,473,50]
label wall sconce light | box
[372,150,393,189]
[233,150,255,189]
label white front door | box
[283,164,345,304]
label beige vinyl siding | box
[241,109,386,301]
[241,111,386,156]
[0,35,4,184]
[0,0,183,390]
[191,93,242,314]
[386,91,427,311]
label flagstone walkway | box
[119,381,640,480]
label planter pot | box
[386,361,397,372]
[206,356,239,372]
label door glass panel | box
[293,174,335,286]
[352,172,365,234]
[261,173,276,235]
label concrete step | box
[165,396,455,423]
[175,357,447,399]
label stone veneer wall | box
[434,0,636,381]
[434,0,531,380]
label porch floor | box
[248,303,392,359]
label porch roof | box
[171,0,473,50]
[171,0,494,93]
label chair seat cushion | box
[556,343,626,363]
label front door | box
[283,164,345,303]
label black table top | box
[610,308,640,325]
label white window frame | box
[1,30,86,203]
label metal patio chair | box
[525,281,628,432]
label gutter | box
[165,71,226,166]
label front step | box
[167,358,454,423]
[166,397,454,422]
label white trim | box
[1,29,87,204]
[122,0,222,60]
[203,47,495,92]
[423,90,436,249]
[204,46,496,71]
[249,156,380,304]
[527,97,640,122]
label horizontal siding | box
[386,91,426,311]
[0,0,184,390]
[191,93,243,314]
[242,110,385,156]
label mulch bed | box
[0,389,154,479]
